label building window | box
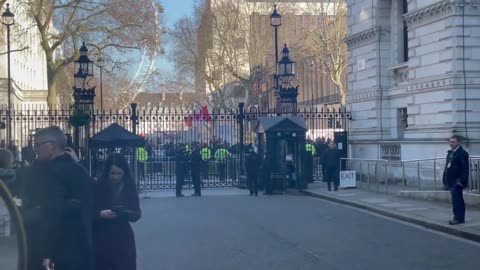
[397,107,408,139]
[402,0,408,62]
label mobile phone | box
[66,134,73,148]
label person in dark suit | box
[245,147,261,196]
[190,144,202,196]
[22,126,94,270]
[262,152,274,195]
[442,135,469,225]
[322,142,341,191]
[175,146,189,197]
[93,153,141,270]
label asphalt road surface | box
[134,193,480,270]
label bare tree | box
[16,0,164,107]
[170,0,278,110]
[296,1,348,106]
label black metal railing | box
[0,105,351,190]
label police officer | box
[190,144,202,196]
[215,145,231,182]
[305,141,315,183]
[175,146,189,197]
[136,146,149,180]
[245,146,261,196]
[200,144,211,180]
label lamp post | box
[277,44,298,114]
[97,56,105,113]
[97,55,105,129]
[236,94,247,187]
[270,4,281,110]
[72,42,95,155]
[2,3,14,145]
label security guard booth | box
[256,116,308,192]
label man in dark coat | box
[442,135,469,225]
[322,142,341,191]
[262,152,274,195]
[190,144,202,196]
[245,147,261,196]
[22,126,94,270]
[175,146,189,197]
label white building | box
[346,0,480,160]
[0,1,48,108]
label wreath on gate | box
[69,108,91,127]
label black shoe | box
[191,193,201,197]
[176,194,185,197]
[448,219,464,225]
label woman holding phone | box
[93,153,141,270]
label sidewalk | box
[302,182,480,243]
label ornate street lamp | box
[72,42,95,109]
[277,44,298,110]
[70,42,96,156]
[277,44,295,86]
[2,3,14,144]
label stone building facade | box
[0,1,48,107]
[346,0,480,160]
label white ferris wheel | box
[130,0,166,101]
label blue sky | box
[158,0,197,73]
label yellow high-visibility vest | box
[306,143,316,156]
[136,147,148,162]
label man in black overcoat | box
[22,126,94,270]
[322,142,341,191]
[175,146,189,197]
[443,135,469,225]
[190,144,202,196]
[245,147,261,196]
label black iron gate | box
[1,105,351,190]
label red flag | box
[201,106,210,122]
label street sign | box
[339,170,356,188]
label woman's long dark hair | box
[100,153,135,188]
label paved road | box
[134,194,480,270]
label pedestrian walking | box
[21,126,94,270]
[442,135,469,225]
[245,147,261,196]
[175,146,189,197]
[93,153,142,270]
[323,142,341,191]
[190,144,202,196]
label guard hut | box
[89,123,145,186]
[256,116,308,192]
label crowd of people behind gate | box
[0,126,142,270]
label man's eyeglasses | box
[34,140,54,149]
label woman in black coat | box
[93,153,141,270]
